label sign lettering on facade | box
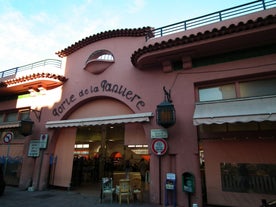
[52,79,146,117]
[151,129,168,139]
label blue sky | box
[0,0,252,71]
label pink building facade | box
[1,3,276,207]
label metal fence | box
[146,0,276,40]
[0,59,62,79]
[222,174,276,194]
[221,163,276,194]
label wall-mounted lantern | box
[20,117,34,136]
[156,87,176,128]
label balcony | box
[0,59,67,96]
[145,0,276,40]
[132,0,276,70]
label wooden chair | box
[101,177,114,203]
[131,178,143,202]
[116,179,131,204]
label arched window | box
[84,50,115,74]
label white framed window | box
[198,77,276,102]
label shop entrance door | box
[71,123,150,201]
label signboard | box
[40,134,48,149]
[28,140,40,157]
[166,173,176,180]
[166,173,176,190]
[151,138,168,156]
[151,129,168,139]
[2,131,13,144]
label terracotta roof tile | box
[55,27,153,58]
[131,14,276,67]
[1,73,67,87]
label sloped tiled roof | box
[2,73,67,87]
[131,14,276,67]
[56,27,153,58]
[0,72,68,96]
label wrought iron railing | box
[221,163,276,194]
[0,59,62,79]
[146,0,276,40]
[222,174,276,194]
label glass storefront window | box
[240,78,276,98]
[199,84,236,101]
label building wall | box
[39,35,202,206]
[53,127,76,187]
[1,8,275,207]
[28,41,276,207]
[204,140,276,207]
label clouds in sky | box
[0,0,147,70]
[0,0,251,70]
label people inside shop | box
[139,158,148,183]
[125,159,131,178]
[93,157,99,181]
[104,157,114,178]
[71,156,85,186]
[71,156,100,186]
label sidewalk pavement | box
[0,186,162,207]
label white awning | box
[46,112,154,129]
[193,96,276,125]
[0,121,21,129]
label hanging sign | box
[151,138,168,156]
[2,131,13,144]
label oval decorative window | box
[84,50,115,74]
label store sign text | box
[52,80,145,116]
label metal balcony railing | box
[0,59,62,79]
[146,0,276,40]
